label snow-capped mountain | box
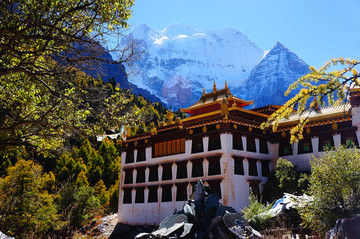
[234,42,310,108]
[120,24,265,108]
[118,24,310,109]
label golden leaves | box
[262,57,360,143]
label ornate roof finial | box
[225,80,228,89]
[203,87,206,96]
[213,81,217,92]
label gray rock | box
[326,215,360,239]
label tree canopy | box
[299,146,360,233]
[261,58,360,142]
[0,0,136,153]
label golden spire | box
[221,98,228,116]
[213,81,217,92]
[225,80,228,89]
[203,87,206,96]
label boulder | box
[134,179,262,239]
[326,216,360,239]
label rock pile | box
[326,215,360,239]
[135,180,262,239]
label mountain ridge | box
[111,24,311,109]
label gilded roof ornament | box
[213,81,217,92]
[203,87,206,96]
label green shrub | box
[242,192,273,230]
[263,158,309,203]
[299,145,360,233]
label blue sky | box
[125,0,360,68]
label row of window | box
[124,157,222,185]
[232,134,268,154]
[124,134,270,164]
[233,157,270,177]
[123,180,222,204]
[153,139,186,158]
[125,131,359,163]
[279,134,357,156]
[124,156,269,186]
[193,134,269,154]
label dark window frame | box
[124,169,133,184]
[136,167,146,183]
[208,133,221,151]
[233,156,244,175]
[135,187,145,203]
[191,136,204,153]
[123,188,132,204]
[148,186,158,203]
[176,161,188,179]
[125,150,134,164]
[207,156,221,176]
[148,165,159,182]
[246,135,256,152]
[261,160,270,177]
[176,183,188,201]
[248,158,258,176]
[232,133,243,150]
[162,163,173,181]
[191,159,204,177]
[137,147,146,162]
[259,139,268,154]
[161,184,172,202]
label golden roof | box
[181,83,253,112]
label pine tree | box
[99,138,121,188]
[0,159,63,237]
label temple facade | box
[117,82,360,225]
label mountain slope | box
[120,24,265,108]
[82,40,162,103]
[234,42,310,108]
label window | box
[319,135,334,151]
[248,180,260,198]
[152,139,185,157]
[233,156,244,175]
[137,147,146,162]
[208,134,221,151]
[248,159,258,176]
[233,134,243,150]
[135,187,144,203]
[261,160,270,177]
[162,163,172,181]
[298,140,313,154]
[161,185,172,202]
[123,188,132,204]
[191,159,204,177]
[176,161,188,179]
[148,165,158,182]
[279,143,293,156]
[148,186,158,203]
[125,150,134,164]
[346,138,354,147]
[192,137,203,153]
[207,156,221,176]
[136,167,145,183]
[176,183,188,201]
[246,136,256,152]
[259,139,268,154]
[341,131,358,148]
[207,180,222,198]
[124,169,133,184]
[324,140,332,150]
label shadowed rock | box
[133,179,262,239]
